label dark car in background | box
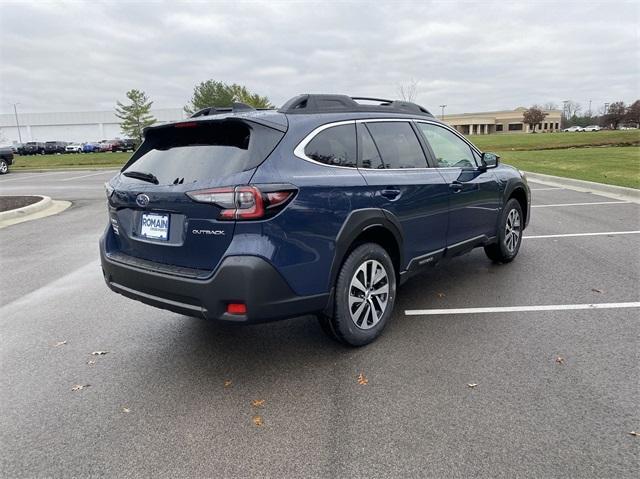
[23,142,46,155]
[0,147,14,174]
[101,94,530,346]
[111,138,137,152]
[45,141,68,154]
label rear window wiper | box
[123,170,159,184]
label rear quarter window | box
[303,124,357,167]
[122,120,284,185]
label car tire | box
[321,243,397,347]
[484,198,523,263]
[0,160,8,175]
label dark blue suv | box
[100,94,530,346]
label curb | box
[524,172,640,204]
[0,195,51,221]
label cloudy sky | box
[1,0,638,115]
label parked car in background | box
[15,144,26,155]
[101,94,530,346]
[111,138,137,152]
[65,143,83,153]
[23,142,46,155]
[0,147,14,174]
[562,126,584,132]
[45,141,68,154]
[98,140,114,152]
[82,142,101,153]
[583,125,601,132]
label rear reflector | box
[227,303,247,315]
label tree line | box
[115,82,640,142]
[114,80,273,142]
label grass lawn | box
[498,146,640,189]
[468,129,640,151]
[11,152,130,170]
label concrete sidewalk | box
[524,171,640,204]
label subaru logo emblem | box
[136,194,150,207]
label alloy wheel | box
[504,208,521,253]
[348,259,389,330]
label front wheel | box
[0,160,8,175]
[320,243,396,346]
[484,198,523,263]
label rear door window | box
[304,124,357,167]
[357,123,384,169]
[122,120,283,185]
[365,122,428,169]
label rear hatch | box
[106,117,285,272]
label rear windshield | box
[122,120,284,185]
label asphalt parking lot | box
[1,169,638,478]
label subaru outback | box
[100,94,530,346]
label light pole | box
[439,104,446,121]
[13,103,22,143]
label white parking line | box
[59,170,118,181]
[524,230,640,239]
[405,302,640,316]
[0,171,71,183]
[531,201,631,208]
[531,187,563,191]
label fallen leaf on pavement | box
[591,288,603,293]
[251,399,265,407]
[71,384,90,391]
[91,351,108,356]
[252,415,264,427]
[122,407,131,413]
[555,356,565,365]
[54,341,67,347]
[467,383,478,388]
[629,431,639,437]
[223,379,232,388]
[357,373,368,385]
[86,360,96,366]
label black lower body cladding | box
[99,238,329,323]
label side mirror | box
[481,152,499,169]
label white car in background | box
[562,126,584,132]
[65,143,83,153]
[583,125,601,132]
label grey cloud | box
[1,0,638,114]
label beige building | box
[442,107,563,135]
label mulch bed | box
[0,196,42,212]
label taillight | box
[186,185,294,220]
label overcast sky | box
[1,0,638,115]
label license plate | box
[140,213,170,241]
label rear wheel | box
[484,198,523,263]
[319,243,396,346]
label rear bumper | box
[99,236,330,323]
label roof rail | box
[279,94,433,117]
[190,102,257,118]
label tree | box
[397,80,420,102]
[184,80,273,114]
[115,89,157,143]
[624,100,640,126]
[523,106,547,133]
[543,102,559,110]
[602,101,627,129]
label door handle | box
[380,189,401,200]
[449,181,463,193]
